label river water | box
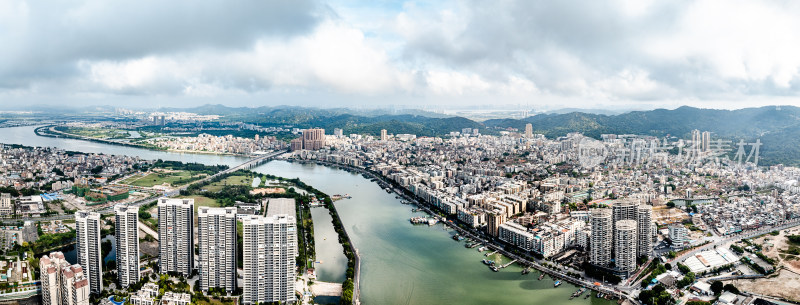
[1,125,614,305]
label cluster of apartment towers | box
[40,198,297,305]
[590,200,654,278]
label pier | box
[498,259,518,269]
[485,250,498,257]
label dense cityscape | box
[4,1,800,305]
[0,108,796,305]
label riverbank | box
[0,126,622,305]
[34,125,254,158]
[284,158,633,303]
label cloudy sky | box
[2,0,800,110]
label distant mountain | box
[158,104,450,119]
[541,108,627,116]
[29,103,800,166]
[485,105,800,166]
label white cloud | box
[3,0,800,109]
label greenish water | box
[253,161,616,305]
[310,206,347,283]
[0,126,617,305]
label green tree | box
[711,281,723,295]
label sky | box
[2,0,800,111]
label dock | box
[498,259,518,269]
[485,250,498,257]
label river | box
[1,125,614,305]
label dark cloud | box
[0,0,323,86]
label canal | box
[0,125,615,305]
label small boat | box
[554,280,562,287]
[521,267,530,275]
[570,288,585,299]
[596,293,604,298]
[538,273,545,280]
[482,259,495,265]
[491,266,499,272]
[584,293,591,299]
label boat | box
[491,266,499,272]
[427,218,438,226]
[452,234,461,241]
[584,293,591,299]
[538,273,545,280]
[521,267,530,275]
[409,217,428,224]
[482,259,495,265]
[477,246,487,252]
[554,280,562,287]
[596,293,604,298]
[570,288,586,299]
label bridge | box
[0,150,287,224]
[178,149,286,192]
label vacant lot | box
[753,227,800,274]
[121,171,207,187]
[729,269,800,302]
[203,174,256,192]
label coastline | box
[34,125,254,158]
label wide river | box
[0,125,614,305]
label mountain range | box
[166,104,799,166]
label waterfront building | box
[40,252,90,305]
[115,205,140,288]
[590,208,613,267]
[75,211,103,294]
[242,214,297,304]
[198,207,237,293]
[291,128,326,151]
[637,205,653,257]
[614,220,638,276]
[158,198,194,277]
[486,210,506,237]
[498,221,534,251]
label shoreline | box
[284,158,631,303]
[33,125,254,158]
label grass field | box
[120,171,207,187]
[177,195,220,213]
[203,174,257,192]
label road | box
[669,218,800,264]
[2,150,286,224]
[177,150,286,191]
[138,219,159,241]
